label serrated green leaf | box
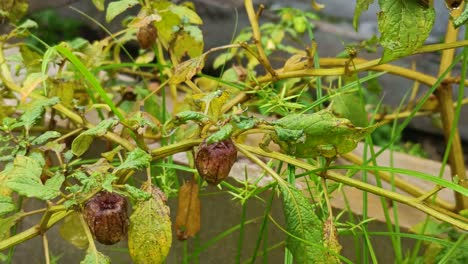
[6,156,64,200]
[207,124,234,144]
[128,184,171,263]
[0,195,15,216]
[106,0,139,22]
[353,0,374,30]
[0,212,23,241]
[377,0,435,63]
[280,184,324,263]
[71,119,119,157]
[20,97,59,130]
[115,148,151,172]
[454,3,468,28]
[123,184,152,201]
[81,247,110,264]
[31,131,61,145]
[102,173,117,192]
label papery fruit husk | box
[137,23,157,49]
[195,139,237,184]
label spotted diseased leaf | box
[172,26,204,62]
[6,156,64,200]
[20,97,59,130]
[169,55,206,85]
[71,119,119,157]
[128,184,172,264]
[353,0,374,30]
[0,212,23,241]
[377,0,435,63]
[272,110,377,158]
[280,184,324,263]
[0,195,15,216]
[114,148,151,172]
[175,181,200,240]
[106,0,139,22]
[80,247,110,264]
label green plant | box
[1,0,468,263]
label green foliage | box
[115,148,151,172]
[453,3,468,28]
[81,247,111,264]
[106,0,139,22]
[71,119,119,157]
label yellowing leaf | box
[106,0,139,22]
[154,1,181,48]
[172,26,204,62]
[169,55,206,85]
[323,218,342,263]
[91,0,105,11]
[21,73,48,102]
[192,90,229,120]
[59,212,89,249]
[169,5,203,24]
[128,184,172,264]
[0,212,22,241]
[175,181,200,240]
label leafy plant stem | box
[435,7,468,211]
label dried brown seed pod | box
[195,139,237,185]
[137,23,157,49]
[83,191,129,245]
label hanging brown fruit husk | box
[195,139,237,184]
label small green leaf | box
[0,195,15,216]
[102,173,117,192]
[280,184,324,263]
[80,247,111,264]
[71,119,119,157]
[232,115,256,130]
[31,131,61,145]
[169,55,206,85]
[6,155,64,200]
[453,3,468,28]
[115,148,151,172]
[331,89,368,127]
[123,184,152,201]
[206,124,234,144]
[106,0,139,22]
[377,0,435,63]
[173,111,210,124]
[91,0,105,11]
[353,0,374,30]
[20,97,59,130]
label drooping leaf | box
[206,124,234,144]
[0,212,23,241]
[114,148,151,172]
[192,89,229,120]
[169,55,206,85]
[6,156,64,200]
[272,110,377,158]
[31,131,61,145]
[48,78,78,108]
[91,0,105,11]
[20,97,59,130]
[280,184,324,263]
[175,181,200,240]
[0,195,15,216]
[20,45,42,73]
[323,218,342,263]
[80,247,111,264]
[172,26,204,62]
[128,184,172,264]
[59,212,88,249]
[453,3,468,28]
[71,119,119,157]
[377,0,435,63]
[232,115,256,130]
[353,0,374,30]
[154,1,181,48]
[106,0,139,22]
[331,89,368,127]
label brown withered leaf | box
[175,180,200,240]
[323,218,342,263]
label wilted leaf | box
[280,184,324,263]
[272,110,377,158]
[331,89,368,127]
[106,0,139,22]
[206,124,234,144]
[175,181,200,240]
[21,73,48,101]
[20,45,42,73]
[172,26,204,62]
[31,131,61,145]
[353,0,374,30]
[114,148,151,172]
[80,247,110,264]
[6,156,64,200]
[59,212,88,249]
[283,53,307,72]
[377,0,435,63]
[0,212,23,241]
[101,146,124,162]
[71,119,119,157]
[154,1,181,48]
[0,195,15,216]
[323,218,342,263]
[48,78,78,108]
[192,89,229,120]
[169,55,206,85]
[128,184,172,264]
